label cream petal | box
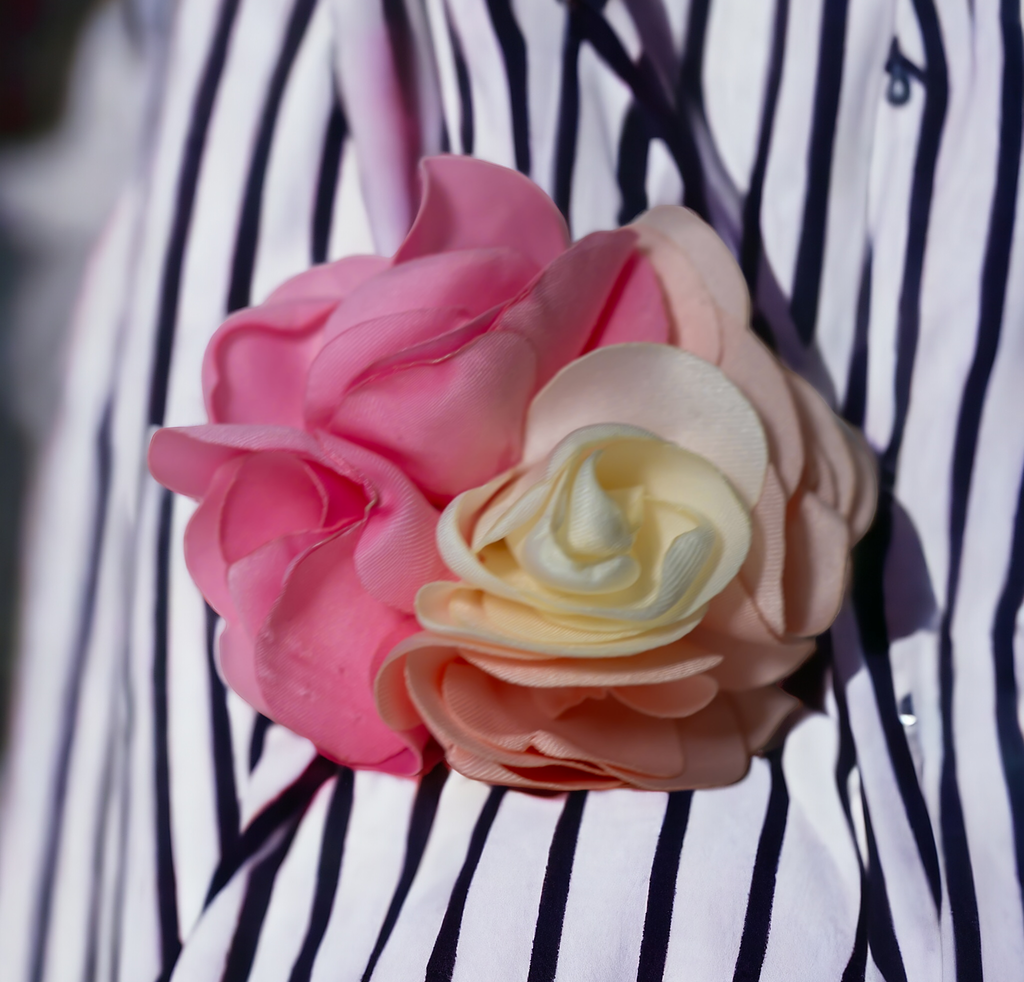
[415,583,704,657]
[521,344,767,509]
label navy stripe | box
[994,463,1024,907]
[425,785,507,982]
[636,791,693,982]
[311,101,347,265]
[447,10,474,156]
[937,2,1023,976]
[484,0,530,174]
[147,0,242,426]
[249,714,272,772]
[221,815,305,982]
[526,790,588,982]
[154,490,182,978]
[29,402,113,982]
[205,756,338,905]
[832,645,868,982]
[881,0,948,484]
[852,497,942,905]
[616,104,651,226]
[834,663,909,982]
[288,769,355,982]
[739,0,789,290]
[575,3,707,217]
[861,796,908,982]
[226,0,318,314]
[361,762,450,981]
[206,605,240,860]
[843,248,872,428]
[678,0,710,109]
[789,0,849,344]
[553,7,582,221]
[731,752,788,982]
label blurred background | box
[0,0,154,748]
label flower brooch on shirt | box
[149,155,876,791]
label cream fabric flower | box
[417,345,767,656]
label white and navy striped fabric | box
[1,0,1022,979]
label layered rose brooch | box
[149,156,876,791]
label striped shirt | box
[1,0,1022,979]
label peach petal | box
[785,371,857,515]
[729,687,800,751]
[395,155,569,266]
[630,223,723,363]
[612,674,718,718]
[739,464,787,636]
[670,698,750,787]
[717,324,805,497]
[445,747,622,791]
[632,206,749,335]
[783,491,850,638]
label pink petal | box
[323,248,540,344]
[255,528,425,771]
[204,299,337,427]
[497,229,640,388]
[226,528,329,638]
[319,435,449,612]
[267,254,390,303]
[395,155,568,267]
[149,424,327,498]
[585,252,670,349]
[183,456,245,620]
[306,308,482,428]
[219,452,332,563]
[333,332,538,499]
[219,624,270,715]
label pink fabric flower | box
[148,156,674,772]
[375,209,877,791]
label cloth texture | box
[1,1,1023,980]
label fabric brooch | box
[149,155,876,791]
